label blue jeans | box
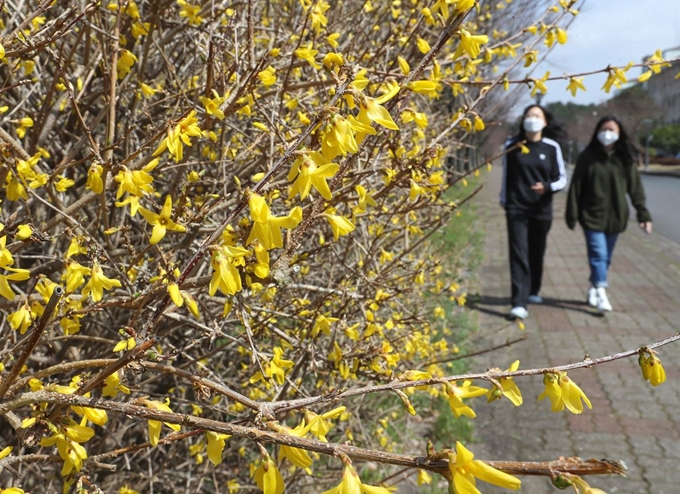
[584,229,619,288]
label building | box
[643,47,680,124]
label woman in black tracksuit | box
[501,104,567,320]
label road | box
[641,174,680,243]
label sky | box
[527,0,680,107]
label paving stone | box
[656,436,680,459]
[646,483,680,494]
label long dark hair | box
[586,116,639,166]
[517,104,566,145]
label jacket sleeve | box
[548,143,567,192]
[565,153,585,230]
[627,163,652,223]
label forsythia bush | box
[0,1,673,493]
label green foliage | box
[650,124,680,155]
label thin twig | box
[271,332,680,412]
[0,286,63,399]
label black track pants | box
[506,214,552,309]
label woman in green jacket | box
[566,116,652,312]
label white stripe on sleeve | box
[543,137,567,192]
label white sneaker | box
[528,294,543,304]
[509,306,529,320]
[596,287,612,312]
[587,287,598,307]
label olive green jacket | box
[566,147,651,233]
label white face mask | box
[523,117,545,133]
[597,130,619,147]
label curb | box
[641,171,680,179]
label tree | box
[604,84,661,141]
[545,101,603,150]
[650,124,680,155]
[0,1,675,494]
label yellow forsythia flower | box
[253,453,285,494]
[144,398,181,447]
[639,351,666,386]
[448,441,521,491]
[15,225,32,240]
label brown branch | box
[427,335,528,366]
[0,286,63,399]
[8,357,264,413]
[46,338,157,423]
[0,126,32,160]
[100,3,122,233]
[0,391,627,479]
[0,453,60,469]
[87,430,202,463]
[447,56,680,86]
[270,332,680,412]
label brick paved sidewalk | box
[469,167,680,494]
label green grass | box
[419,175,486,453]
[437,176,485,272]
[421,310,478,454]
[407,176,486,493]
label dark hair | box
[586,116,639,166]
[517,104,566,145]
